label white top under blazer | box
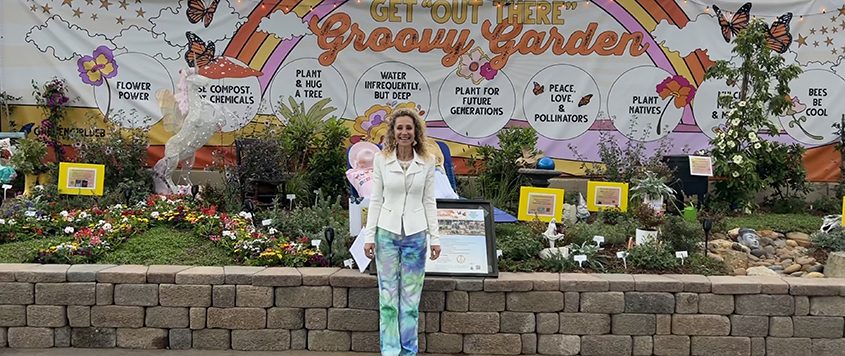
[362,149,441,245]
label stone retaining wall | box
[1,264,845,355]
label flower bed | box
[0,193,328,267]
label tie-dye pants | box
[375,227,427,356]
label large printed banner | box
[1,0,844,181]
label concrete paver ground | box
[1,349,459,356]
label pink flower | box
[90,236,101,246]
[479,62,498,81]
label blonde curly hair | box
[381,108,429,159]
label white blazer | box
[362,149,440,245]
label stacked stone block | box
[0,263,844,354]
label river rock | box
[806,264,824,273]
[790,271,805,277]
[709,239,733,251]
[796,257,815,265]
[733,268,747,276]
[786,240,798,248]
[708,254,725,263]
[750,249,764,258]
[746,266,778,276]
[728,228,740,239]
[825,251,845,278]
[769,265,784,271]
[805,272,824,278]
[763,246,776,257]
[758,236,774,247]
[784,264,802,274]
[723,250,749,271]
[787,232,812,247]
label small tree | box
[704,19,801,210]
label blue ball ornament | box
[537,157,555,170]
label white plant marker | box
[344,259,355,269]
[262,219,273,226]
[593,235,605,248]
[574,254,587,268]
[617,251,629,269]
[676,251,689,265]
[312,240,322,248]
[287,194,296,210]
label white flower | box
[238,212,253,220]
[738,101,746,107]
[0,219,5,224]
[729,108,737,116]
[748,132,757,140]
[732,171,740,177]
[113,204,123,210]
[754,143,761,149]
[122,217,129,223]
[79,212,89,219]
[151,211,160,219]
[732,155,743,164]
[727,141,736,148]
[8,219,15,225]
[60,211,69,217]
[730,119,741,126]
[102,223,113,231]
[64,226,75,234]
[223,231,234,238]
[269,227,278,235]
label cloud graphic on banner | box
[149,0,247,48]
[111,25,182,61]
[25,15,112,61]
[652,14,735,63]
[258,11,311,41]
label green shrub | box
[540,253,577,272]
[628,241,679,270]
[688,254,730,275]
[469,128,537,214]
[723,214,820,234]
[811,196,840,215]
[496,223,544,261]
[661,216,704,254]
[811,229,845,252]
[766,196,808,214]
[567,221,633,246]
[258,196,350,265]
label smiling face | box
[393,115,415,150]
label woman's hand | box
[430,245,441,260]
[363,243,375,259]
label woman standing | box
[362,108,442,356]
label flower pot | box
[635,228,659,245]
[37,171,53,185]
[645,195,664,212]
[23,174,37,196]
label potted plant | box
[630,170,676,212]
[10,137,47,195]
[633,202,665,245]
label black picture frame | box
[367,199,499,278]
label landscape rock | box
[733,268,747,276]
[784,264,802,274]
[746,266,778,277]
[786,240,799,248]
[787,232,812,247]
[804,272,824,278]
[825,252,845,278]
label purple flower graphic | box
[77,45,119,119]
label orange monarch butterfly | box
[187,0,220,28]
[713,2,751,43]
[184,31,217,68]
[766,12,793,54]
[578,94,593,107]
[532,82,544,95]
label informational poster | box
[425,207,491,275]
[689,156,714,177]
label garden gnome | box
[576,193,590,221]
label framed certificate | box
[587,181,629,212]
[517,186,565,222]
[58,162,105,196]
